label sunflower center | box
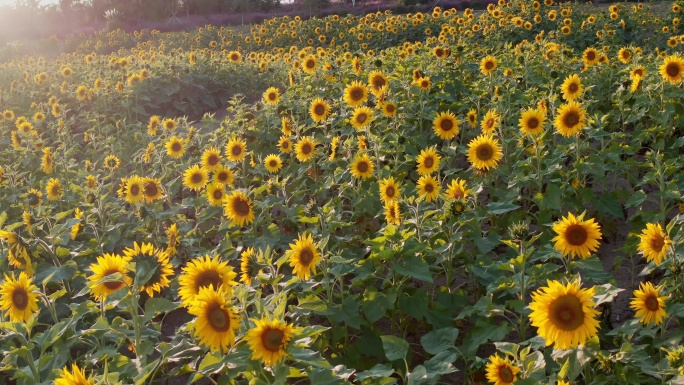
[206,304,231,332]
[644,294,660,312]
[498,366,514,383]
[649,234,665,252]
[207,154,219,166]
[233,198,250,216]
[213,189,224,200]
[231,145,242,157]
[357,161,369,173]
[356,113,368,124]
[527,117,539,129]
[666,62,681,78]
[385,186,395,198]
[562,111,580,128]
[144,182,159,197]
[268,92,277,101]
[269,160,278,168]
[261,328,286,352]
[350,88,364,101]
[231,54,239,61]
[301,143,312,155]
[586,51,596,61]
[385,105,395,113]
[299,247,314,266]
[485,118,495,129]
[424,183,434,193]
[424,156,435,168]
[314,104,326,116]
[102,269,125,290]
[191,173,203,184]
[634,69,644,77]
[420,80,429,88]
[564,224,588,246]
[568,83,578,93]
[485,61,494,70]
[373,77,386,88]
[476,144,493,161]
[195,270,223,292]
[217,172,229,182]
[549,294,585,331]
[12,288,29,310]
[440,118,453,131]
[306,60,315,69]
[170,142,181,152]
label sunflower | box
[41,147,54,174]
[281,117,293,135]
[264,154,283,173]
[262,87,280,106]
[467,135,503,170]
[25,188,42,207]
[214,166,235,186]
[224,138,247,163]
[416,175,441,202]
[416,147,441,175]
[554,102,586,137]
[350,106,374,130]
[122,242,174,297]
[228,50,242,63]
[480,55,498,75]
[478,110,500,137]
[637,223,672,265]
[630,66,646,79]
[224,190,255,227]
[0,230,33,275]
[301,54,318,74]
[309,98,331,123]
[519,108,547,136]
[629,281,668,326]
[381,102,397,117]
[295,136,316,162]
[414,76,431,90]
[485,355,520,385]
[162,137,184,159]
[582,47,599,66]
[432,111,460,140]
[142,178,163,203]
[188,286,241,352]
[87,253,132,301]
[0,272,39,322]
[466,109,478,127]
[350,153,375,179]
[560,74,584,101]
[163,118,177,131]
[54,364,94,385]
[384,202,401,225]
[344,80,369,107]
[104,155,120,170]
[630,75,643,93]
[379,177,401,204]
[368,71,389,96]
[279,135,293,154]
[201,147,222,172]
[246,318,295,367]
[182,165,208,192]
[617,48,632,64]
[240,248,260,286]
[179,255,237,307]
[552,212,602,259]
[660,54,684,84]
[446,178,470,200]
[529,279,600,349]
[147,115,160,135]
[46,178,63,201]
[202,182,225,206]
[287,233,321,280]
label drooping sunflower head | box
[637,222,672,265]
[344,80,369,108]
[467,135,503,170]
[416,174,441,203]
[123,242,174,297]
[264,154,283,173]
[262,87,280,106]
[295,136,316,162]
[519,108,547,136]
[27,188,43,207]
[630,281,668,326]
[416,147,441,175]
[384,201,401,225]
[54,364,94,385]
[225,138,248,162]
[188,286,241,352]
[485,355,520,385]
[554,101,586,137]
[350,106,374,130]
[552,212,602,259]
[660,54,684,84]
[0,272,39,322]
[529,279,601,350]
[432,111,460,140]
[88,253,132,301]
[350,153,375,180]
[480,55,498,75]
[148,115,161,135]
[224,190,255,227]
[309,98,331,123]
[287,233,321,280]
[179,255,237,307]
[240,247,260,286]
[246,318,295,367]
[378,176,401,204]
[560,74,584,101]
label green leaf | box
[487,202,520,215]
[593,283,624,306]
[144,298,177,317]
[355,364,395,382]
[420,328,459,355]
[391,255,432,282]
[381,335,409,361]
[543,183,562,210]
[624,190,647,208]
[593,193,624,219]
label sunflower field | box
[1,0,684,384]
